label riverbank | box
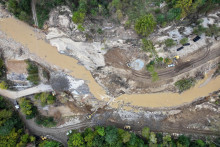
[0,17,220,108]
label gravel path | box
[0,84,53,99]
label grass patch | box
[26,60,40,85]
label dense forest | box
[67,126,220,147]
[0,96,36,146]
[2,0,219,29]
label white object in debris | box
[168,64,175,67]
[15,105,19,109]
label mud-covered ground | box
[44,6,220,97]
[0,4,220,137]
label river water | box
[0,18,220,108]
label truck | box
[86,111,96,119]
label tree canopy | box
[134,14,156,37]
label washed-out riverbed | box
[0,17,220,108]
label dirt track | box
[131,43,220,79]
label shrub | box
[39,140,61,147]
[166,8,181,21]
[165,38,176,47]
[26,60,39,85]
[205,24,220,37]
[134,14,156,37]
[142,39,155,52]
[142,127,150,139]
[116,9,123,21]
[124,20,131,29]
[0,81,8,89]
[177,135,190,147]
[35,93,56,106]
[97,28,103,34]
[175,78,196,92]
[157,14,165,24]
[193,25,206,35]
[35,115,56,127]
[180,37,188,45]
[164,58,172,65]
[154,8,161,14]
[72,11,85,24]
[47,94,56,105]
[0,58,3,69]
[77,24,85,32]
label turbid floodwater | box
[0,17,220,108]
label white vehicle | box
[14,100,20,109]
[168,64,175,67]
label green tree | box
[142,127,150,140]
[177,135,190,147]
[195,139,205,147]
[0,109,13,125]
[19,98,37,119]
[163,134,172,146]
[135,14,156,37]
[174,0,192,18]
[19,98,33,116]
[92,135,104,147]
[121,131,131,143]
[29,136,36,142]
[127,133,138,146]
[21,134,29,143]
[40,92,49,106]
[96,126,105,136]
[105,126,118,145]
[149,132,157,144]
[68,132,84,147]
[8,0,18,14]
[47,94,56,105]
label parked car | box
[177,46,184,51]
[183,43,190,46]
[193,36,201,42]
[168,64,175,67]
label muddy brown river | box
[0,18,220,108]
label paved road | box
[19,111,220,147]
[0,84,53,99]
